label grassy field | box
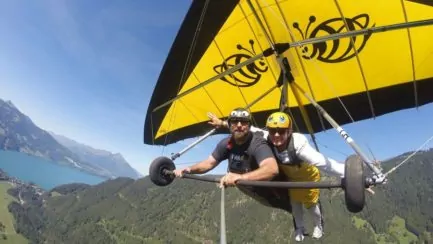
[0,182,28,244]
[50,191,62,197]
[352,215,419,244]
[352,216,394,244]
[387,216,417,244]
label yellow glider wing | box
[144,0,433,145]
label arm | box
[207,112,229,129]
[174,138,228,177]
[294,134,345,178]
[188,155,219,174]
[240,139,279,181]
[240,157,279,181]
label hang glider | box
[145,0,433,226]
[143,0,433,147]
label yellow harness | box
[272,134,321,208]
[279,162,320,208]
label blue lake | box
[0,150,107,190]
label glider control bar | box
[150,154,373,213]
[166,171,344,189]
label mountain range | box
[0,98,142,180]
[48,131,143,179]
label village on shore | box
[0,169,44,204]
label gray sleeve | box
[251,137,275,165]
[211,138,230,162]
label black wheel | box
[343,154,366,213]
[149,156,176,186]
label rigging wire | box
[261,0,356,124]
[384,134,433,177]
[267,0,327,131]
[245,0,320,149]
[315,140,350,157]
[259,0,358,155]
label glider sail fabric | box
[144,0,433,145]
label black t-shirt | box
[211,131,275,174]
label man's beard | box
[233,130,248,142]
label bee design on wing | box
[293,14,375,63]
[213,40,268,87]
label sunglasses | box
[229,119,249,126]
[268,128,288,135]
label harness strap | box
[272,134,302,167]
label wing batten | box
[400,0,419,109]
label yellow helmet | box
[266,112,291,128]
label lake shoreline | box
[0,149,112,180]
[0,150,108,190]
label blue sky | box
[0,0,191,175]
[1,0,432,176]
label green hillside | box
[0,182,28,244]
[5,149,433,243]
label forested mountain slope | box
[8,149,433,243]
